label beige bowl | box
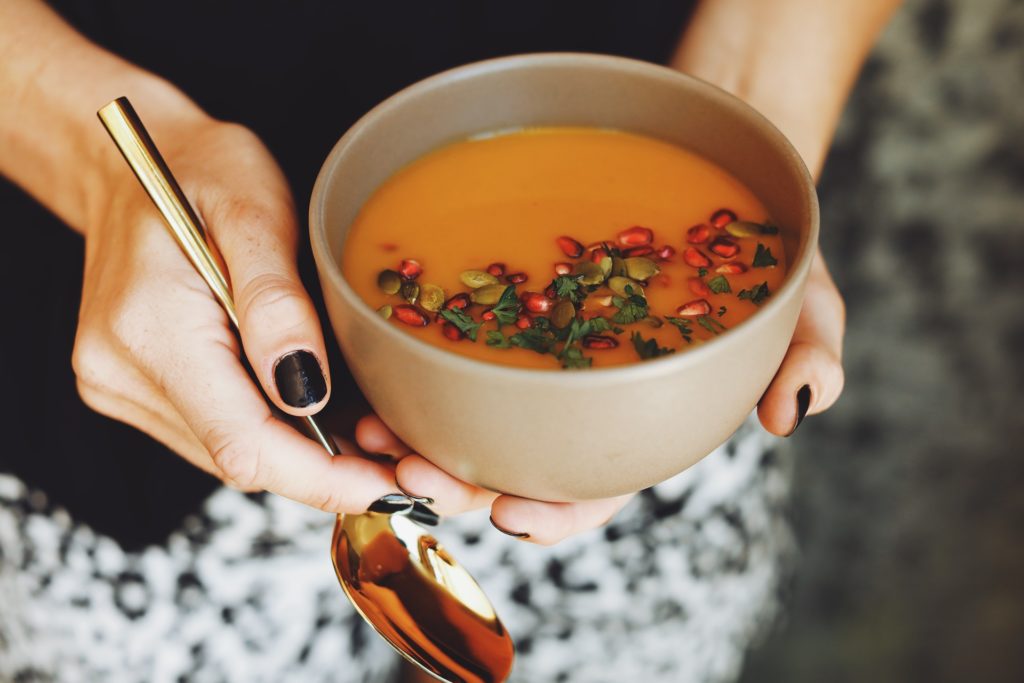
[310,53,818,502]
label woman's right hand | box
[72,106,401,513]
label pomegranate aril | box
[554,262,572,276]
[582,334,619,349]
[715,262,748,275]
[521,292,554,313]
[652,274,672,288]
[487,262,506,277]
[442,322,463,341]
[591,247,609,264]
[394,304,429,326]
[656,245,676,260]
[708,236,740,259]
[710,209,737,229]
[379,243,398,252]
[683,247,712,269]
[617,226,653,247]
[398,259,422,280]
[686,224,711,244]
[676,299,712,317]
[544,285,557,299]
[443,293,471,310]
[482,310,496,321]
[623,245,654,257]
[515,314,532,330]
[506,272,528,284]
[556,236,585,258]
[688,277,712,297]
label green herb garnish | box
[707,275,732,294]
[631,332,675,360]
[665,316,693,343]
[698,267,709,278]
[486,330,512,348]
[752,244,778,268]
[611,285,649,324]
[560,346,592,369]
[696,315,727,335]
[738,281,771,305]
[552,275,585,304]
[759,223,780,235]
[440,308,482,341]
[509,325,556,354]
[490,285,521,326]
[717,306,728,317]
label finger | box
[395,455,498,515]
[758,252,845,436]
[488,494,634,546]
[199,139,331,417]
[133,315,398,513]
[354,414,414,459]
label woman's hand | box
[72,111,401,513]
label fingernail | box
[396,482,434,506]
[489,515,530,539]
[789,384,812,436]
[274,350,327,408]
[367,493,414,514]
[408,502,440,527]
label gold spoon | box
[97,97,515,683]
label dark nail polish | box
[367,493,414,514]
[408,502,440,527]
[489,515,529,539]
[790,384,812,436]
[396,482,434,506]
[274,350,327,408]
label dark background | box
[739,1,1024,681]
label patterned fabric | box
[0,420,791,683]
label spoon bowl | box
[332,513,515,682]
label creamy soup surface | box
[343,127,787,370]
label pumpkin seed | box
[573,261,605,286]
[608,276,644,298]
[377,304,392,319]
[599,255,613,277]
[724,220,759,238]
[624,257,660,281]
[470,283,505,305]
[550,300,576,329]
[460,270,500,288]
[644,315,664,328]
[418,283,445,312]
[400,281,420,304]
[377,269,402,295]
[610,256,627,278]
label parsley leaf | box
[509,326,556,354]
[611,285,649,324]
[560,346,592,369]
[552,275,585,303]
[665,316,693,343]
[717,305,728,318]
[630,332,675,360]
[486,330,512,348]
[490,285,521,326]
[759,222,780,235]
[696,315,727,335]
[738,281,771,305]
[752,244,778,268]
[707,275,732,294]
[440,308,482,342]
[698,267,709,277]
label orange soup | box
[343,127,786,370]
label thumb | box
[206,185,331,417]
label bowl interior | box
[313,53,816,335]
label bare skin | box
[0,0,898,546]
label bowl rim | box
[310,52,819,385]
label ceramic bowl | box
[310,53,818,501]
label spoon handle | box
[97,96,341,455]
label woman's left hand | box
[352,415,633,545]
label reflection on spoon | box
[333,512,515,682]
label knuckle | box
[207,428,261,489]
[238,273,309,332]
